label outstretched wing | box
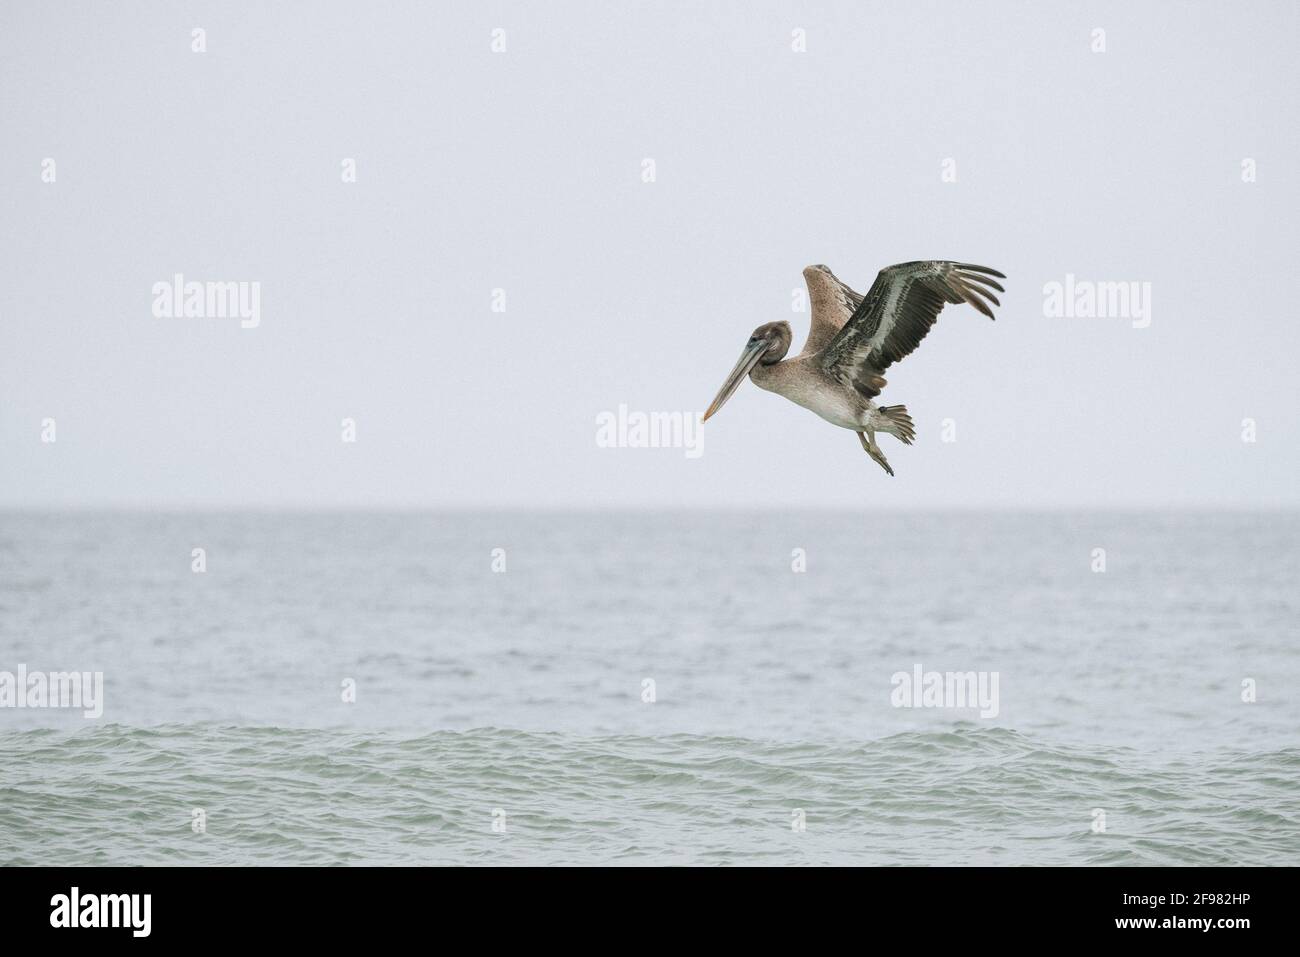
[819,261,1004,397]
[798,266,864,356]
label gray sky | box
[2,1,1297,509]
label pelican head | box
[703,320,792,421]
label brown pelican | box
[703,261,1004,475]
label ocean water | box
[1,511,1298,865]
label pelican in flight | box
[703,261,1005,475]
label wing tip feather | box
[956,263,1006,279]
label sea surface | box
[1,511,1297,865]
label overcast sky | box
[2,1,1297,509]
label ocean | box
[2,511,1297,866]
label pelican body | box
[704,261,1005,475]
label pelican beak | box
[703,338,768,422]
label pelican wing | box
[819,261,1004,397]
[799,269,864,356]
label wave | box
[1,723,1297,866]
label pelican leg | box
[857,430,894,476]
